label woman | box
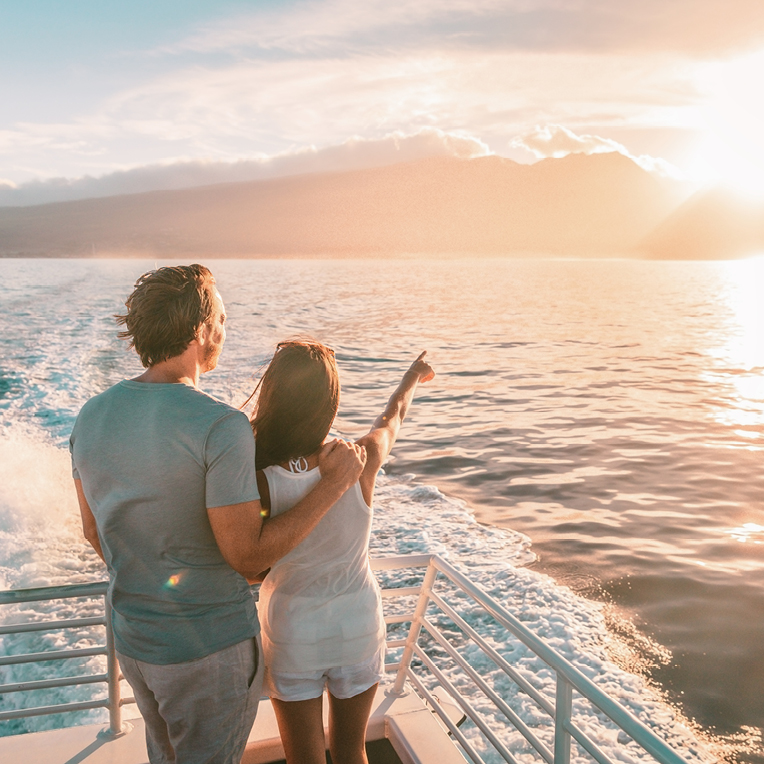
[248,340,435,764]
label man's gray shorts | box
[118,636,263,764]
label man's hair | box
[248,340,339,471]
[116,264,216,368]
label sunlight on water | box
[726,523,764,544]
[722,258,764,366]
[703,257,764,431]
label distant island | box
[0,152,762,259]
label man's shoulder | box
[155,386,251,440]
[82,380,234,406]
[75,380,128,414]
[177,385,243,420]
[75,381,243,427]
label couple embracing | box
[70,264,435,764]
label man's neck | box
[133,352,202,388]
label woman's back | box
[258,466,384,672]
[248,343,434,764]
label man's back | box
[71,380,260,664]
[70,264,365,763]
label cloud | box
[0,128,489,207]
[101,48,699,151]
[632,153,687,180]
[511,124,684,178]
[0,46,698,189]
[511,124,625,159]
[161,0,764,59]
[5,0,742,189]
[161,0,519,56]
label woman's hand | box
[407,351,435,384]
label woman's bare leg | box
[272,696,326,764]
[327,683,378,764]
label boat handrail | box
[0,555,692,764]
[0,579,128,736]
[370,554,690,764]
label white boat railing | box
[0,581,131,736]
[0,555,691,764]
[370,554,690,764]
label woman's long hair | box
[247,340,339,471]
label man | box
[70,264,365,764]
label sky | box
[2,0,764,205]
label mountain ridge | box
[0,152,735,259]
[639,186,764,259]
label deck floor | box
[0,681,464,764]
[267,738,403,764]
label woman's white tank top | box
[257,466,385,673]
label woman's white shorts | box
[265,646,385,702]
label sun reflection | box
[707,258,764,429]
[722,257,764,370]
[726,523,764,544]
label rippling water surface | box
[1,257,762,761]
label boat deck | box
[0,681,464,764]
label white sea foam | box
[0,425,110,733]
[369,475,716,764]
[0,425,78,534]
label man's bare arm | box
[207,439,366,579]
[75,479,106,564]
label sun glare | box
[726,256,764,367]
[709,257,764,430]
[726,523,764,544]
[689,49,764,198]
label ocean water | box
[0,257,762,762]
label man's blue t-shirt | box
[70,381,260,665]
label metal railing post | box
[392,558,437,695]
[103,593,123,736]
[554,674,572,764]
